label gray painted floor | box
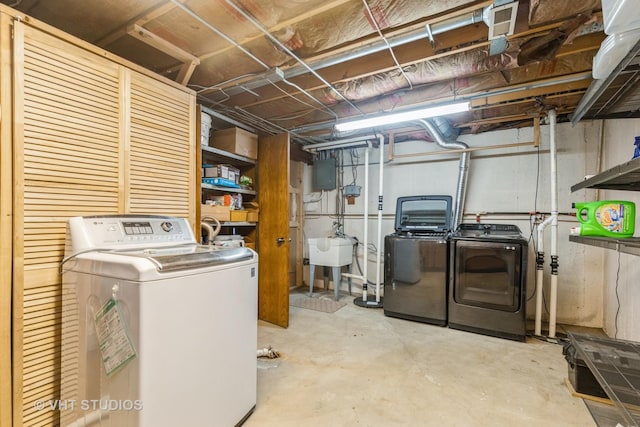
[245,296,596,427]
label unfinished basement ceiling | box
[4,0,611,143]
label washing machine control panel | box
[69,215,196,252]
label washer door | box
[452,240,521,312]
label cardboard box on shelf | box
[230,210,248,222]
[201,204,231,222]
[210,127,258,159]
[244,201,259,222]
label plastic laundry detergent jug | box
[572,200,635,238]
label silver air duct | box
[418,119,470,228]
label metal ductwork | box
[418,119,470,228]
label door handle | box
[276,237,291,245]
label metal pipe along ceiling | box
[172,0,338,134]
[224,0,363,115]
[215,5,490,99]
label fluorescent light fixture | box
[335,101,470,132]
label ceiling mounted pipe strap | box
[425,23,435,48]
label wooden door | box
[258,133,290,327]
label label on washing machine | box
[94,298,137,376]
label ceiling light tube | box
[335,101,470,132]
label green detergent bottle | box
[572,200,636,238]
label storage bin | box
[602,0,640,34]
[210,127,258,159]
[592,29,640,80]
[563,342,607,398]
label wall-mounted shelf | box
[570,157,640,255]
[201,145,255,166]
[201,182,256,195]
[569,235,640,256]
[571,156,640,192]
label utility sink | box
[308,237,353,267]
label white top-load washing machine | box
[60,215,258,427]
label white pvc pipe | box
[362,143,370,300]
[303,136,376,291]
[374,134,385,303]
[535,216,552,336]
[548,109,559,338]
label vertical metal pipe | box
[418,119,470,228]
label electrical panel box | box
[313,158,336,190]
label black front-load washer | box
[448,223,528,341]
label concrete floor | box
[244,294,596,427]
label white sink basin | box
[308,237,353,267]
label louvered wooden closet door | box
[14,23,121,427]
[12,21,195,426]
[128,73,195,217]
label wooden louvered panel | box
[23,411,56,427]
[131,87,191,117]
[22,382,60,404]
[23,268,61,290]
[25,147,117,173]
[15,24,121,427]
[11,20,195,426]
[128,73,194,216]
[25,125,118,148]
[23,96,119,131]
[23,356,61,379]
[24,83,119,116]
[23,329,60,350]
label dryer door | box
[452,240,522,312]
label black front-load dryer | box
[449,223,528,341]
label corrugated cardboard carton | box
[210,127,258,159]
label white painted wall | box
[597,118,640,341]
[302,119,640,338]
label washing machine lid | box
[63,245,256,281]
[394,195,452,233]
[111,245,254,272]
[454,223,527,243]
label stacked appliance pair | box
[384,196,528,342]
